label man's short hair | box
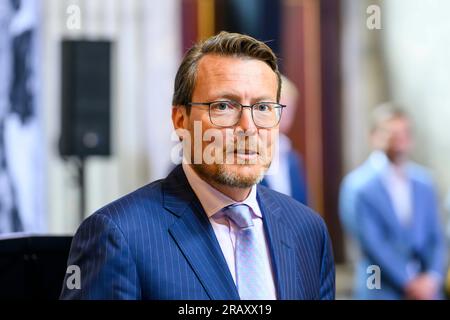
[370,102,409,132]
[172,31,282,110]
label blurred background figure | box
[338,107,388,275]
[447,191,450,244]
[262,75,308,205]
[0,0,45,234]
[341,103,447,299]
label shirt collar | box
[182,163,262,219]
[384,161,409,181]
[368,150,388,172]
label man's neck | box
[204,178,252,202]
[383,149,407,166]
[388,156,408,168]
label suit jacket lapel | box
[163,166,239,300]
[407,171,422,240]
[257,186,307,299]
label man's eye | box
[256,104,270,112]
[215,102,231,111]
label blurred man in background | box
[338,105,389,283]
[340,102,447,299]
[446,191,450,244]
[261,75,308,205]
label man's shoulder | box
[341,159,378,191]
[85,178,166,226]
[80,165,192,232]
[407,162,435,187]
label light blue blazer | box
[339,151,387,239]
[352,162,446,299]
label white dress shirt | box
[381,161,420,279]
[182,163,277,299]
[382,163,413,227]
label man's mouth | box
[235,149,258,155]
[232,149,259,161]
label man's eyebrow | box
[210,93,276,102]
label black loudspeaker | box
[60,40,112,157]
[0,236,73,299]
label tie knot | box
[224,204,254,229]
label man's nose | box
[236,107,257,135]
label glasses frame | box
[187,101,286,129]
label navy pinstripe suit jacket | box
[60,165,335,300]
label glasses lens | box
[209,101,241,127]
[252,103,282,128]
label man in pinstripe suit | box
[60,32,335,300]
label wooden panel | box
[320,0,344,262]
[282,0,345,262]
[197,0,215,41]
[181,0,198,52]
[282,0,324,215]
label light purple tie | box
[224,204,271,300]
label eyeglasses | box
[187,101,285,128]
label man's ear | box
[172,106,190,142]
[172,106,188,131]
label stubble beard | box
[192,161,271,189]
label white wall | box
[342,0,450,208]
[382,0,450,204]
[341,0,388,172]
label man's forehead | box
[193,54,278,101]
[197,54,275,77]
